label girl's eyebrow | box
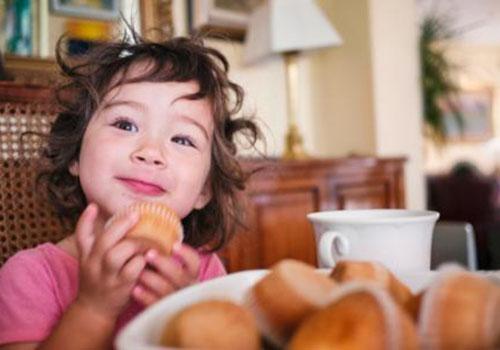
[179,114,210,141]
[101,99,209,140]
[101,99,146,112]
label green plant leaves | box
[420,15,464,143]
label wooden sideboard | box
[221,157,406,272]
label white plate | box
[115,269,438,350]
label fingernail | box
[146,249,157,261]
[133,285,143,296]
[86,203,97,215]
[172,242,182,253]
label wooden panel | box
[221,188,319,272]
[4,56,59,86]
[332,175,397,209]
[337,183,388,209]
[0,82,53,102]
[256,190,318,267]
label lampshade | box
[244,0,343,64]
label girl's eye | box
[112,118,138,132]
[172,135,195,148]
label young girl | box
[0,29,261,349]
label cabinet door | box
[330,173,404,209]
[335,181,389,209]
[221,189,319,272]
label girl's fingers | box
[171,244,201,278]
[139,268,175,296]
[102,239,146,274]
[132,285,158,307]
[145,250,192,289]
[120,254,147,284]
[90,211,139,261]
[75,203,99,260]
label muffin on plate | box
[330,260,414,315]
[160,299,260,350]
[244,259,336,347]
[418,265,500,350]
[289,283,419,350]
[108,201,183,255]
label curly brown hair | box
[38,30,262,252]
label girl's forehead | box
[106,60,161,90]
[100,79,215,124]
[102,59,217,118]
[104,61,203,100]
[107,79,202,97]
[123,60,157,78]
[105,61,207,101]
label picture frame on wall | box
[140,0,174,42]
[50,0,120,21]
[3,0,37,57]
[188,0,262,40]
[441,88,494,141]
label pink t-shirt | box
[0,243,226,346]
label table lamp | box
[244,0,342,159]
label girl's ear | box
[69,161,79,176]
[193,181,212,210]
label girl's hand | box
[74,203,147,320]
[132,244,201,306]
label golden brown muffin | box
[160,299,260,350]
[109,201,183,255]
[406,290,424,322]
[418,266,500,350]
[330,260,415,315]
[244,259,337,347]
[289,283,419,350]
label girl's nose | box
[131,142,166,168]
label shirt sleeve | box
[0,251,62,345]
[198,252,227,282]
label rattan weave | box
[0,92,67,266]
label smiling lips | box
[117,177,165,196]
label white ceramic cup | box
[307,209,439,272]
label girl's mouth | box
[117,177,165,196]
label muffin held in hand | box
[418,266,500,350]
[244,259,337,347]
[289,283,419,350]
[109,202,183,255]
[160,300,260,350]
[330,260,415,315]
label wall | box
[309,0,376,157]
[321,0,425,210]
[368,0,426,210]
[306,0,425,209]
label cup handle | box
[319,231,350,267]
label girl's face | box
[70,74,214,222]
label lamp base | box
[283,123,308,160]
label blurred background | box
[2,0,500,271]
